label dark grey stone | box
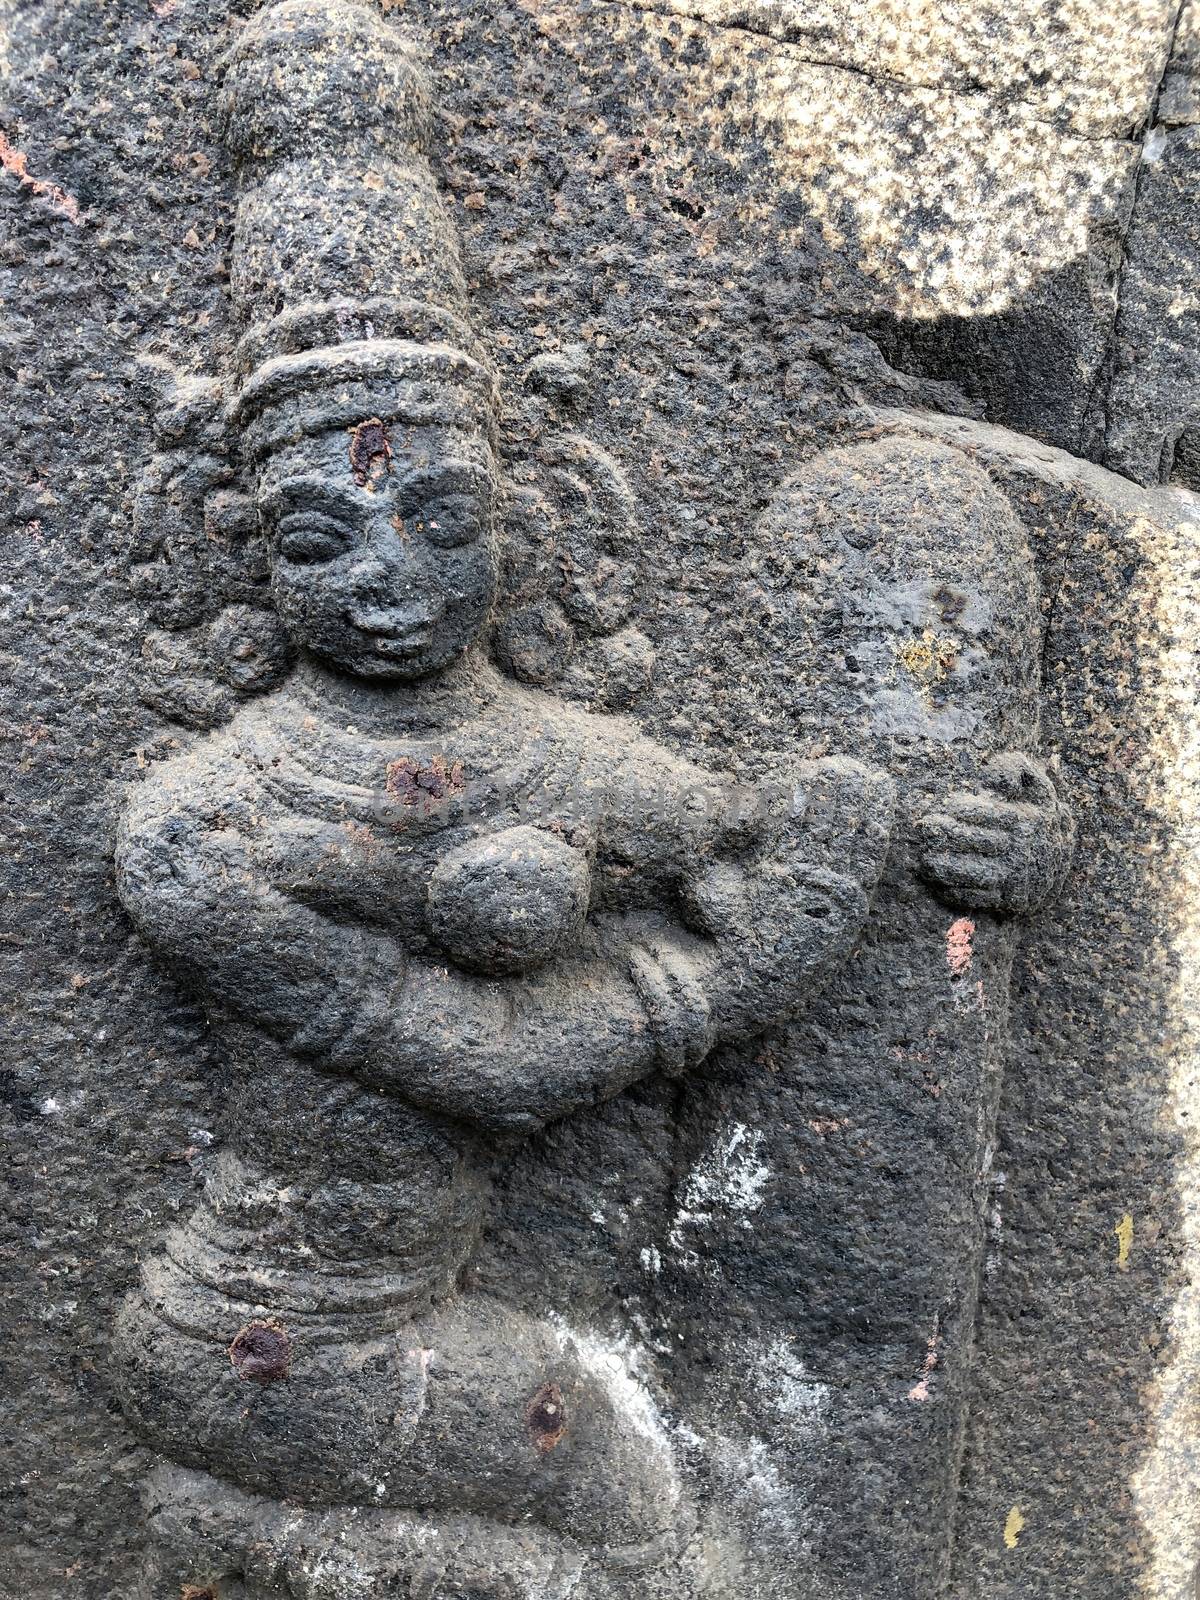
[1,3,1196,1599]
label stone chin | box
[269,562,499,683]
[315,633,473,682]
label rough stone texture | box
[627,0,1177,133]
[861,1,1185,458]
[1104,1,1200,485]
[2,2,1200,1598]
[894,412,1200,1600]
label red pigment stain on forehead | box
[946,917,975,976]
[348,417,392,486]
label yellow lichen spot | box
[894,629,958,687]
[1003,1505,1025,1549]
[1114,1212,1134,1271]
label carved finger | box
[917,817,1012,858]
[800,771,896,896]
[933,793,1031,831]
[629,941,714,1077]
[682,860,751,938]
[921,851,1009,903]
[799,759,892,853]
[794,763,844,831]
[845,811,896,885]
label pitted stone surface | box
[0,3,1196,1599]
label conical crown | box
[220,0,495,451]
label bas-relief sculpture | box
[719,437,1080,1595]
[110,3,1075,1595]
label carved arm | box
[116,755,895,1135]
[114,766,681,1129]
[116,788,679,1131]
[115,776,406,1073]
[359,757,896,1129]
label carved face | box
[257,419,498,680]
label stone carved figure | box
[109,6,1080,1597]
[110,5,902,1596]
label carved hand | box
[685,757,896,1040]
[916,752,1076,916]
[345,763,894,1128]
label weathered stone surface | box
[2,2,1199,1598]
[895,411,1200,1600]
[626,0,1176,134]
[1104,1,1200,485]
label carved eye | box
[415,495,486,549]
[276,515,353,564]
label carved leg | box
[134,1460,694,1599]
[135,1464,254,1599]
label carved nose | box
[344,546,446,634]
[346,554,401,598]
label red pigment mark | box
[946,917,975,976]
[228,1320,290,1384]
[348,417,392,487]
[0,132,81,224]
[526,1381,567,1454]
[907,1320,940,1402]
[384,754,465,823]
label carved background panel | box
[1,2,1197,1598]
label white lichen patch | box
[551,1315,681,1461]
[291,1538,377,1600]
[707,1431,810,1552]
[754,1338,831,1428]
[1143,124,1170,163]
[667,1122,772,1265]
[984,1166,1008,1277]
